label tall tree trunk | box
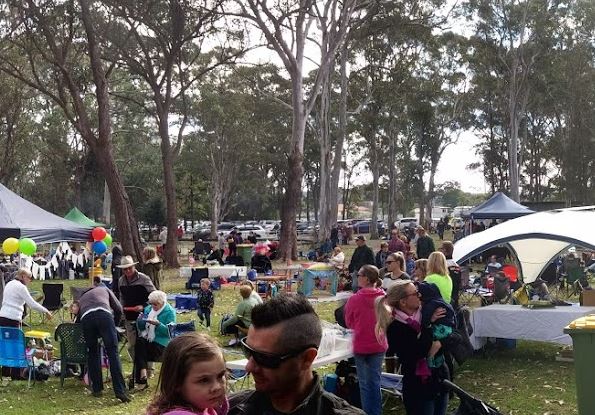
[387,127,397,229]
[330,44,348,227]
[158,117,180,267]
[278,83,306,260]
[318,72,332,242]
[95,148,143,261]
[370,136,379,240]
[80,0,142,261]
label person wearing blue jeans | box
[344,265,388,415]
[353,352,385,415]
[79,285,130,403]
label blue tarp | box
[464,192,534,220]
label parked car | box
[351,220,386,235]
[395,217,419,231]
[228,225,278,241]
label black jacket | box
[228,373,364,415]
[348,245,375,273]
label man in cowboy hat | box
[117,255,155,361]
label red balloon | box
[92,226,107,241]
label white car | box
[395,217,418,231]
[230,225,278,241]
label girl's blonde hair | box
[415,258,428,280]
[143,246,158,261]
[387,252,405,272]
[427,251,448,276]
[374,280,414,340]
[147,333,224,415]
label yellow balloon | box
[2,237,19,255]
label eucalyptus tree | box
[0,0,143,259]
[100,0,245,266]
[189,65,292,232]
[235,0,365,259]
[0,74,38,186]
[464,0,564,202]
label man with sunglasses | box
[228,294,364,415]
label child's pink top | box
[161,398,229,415]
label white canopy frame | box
[453,208,595,283]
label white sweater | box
[0,279,49,321]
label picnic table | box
[470,304,595,349]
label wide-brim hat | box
[116,255,138,269]
[355,235,366,242]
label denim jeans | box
[421,391,448,415]
[81,310,127,397]
[354,352,384,415]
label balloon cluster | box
[2,237,37,256]
[91,227,112,254]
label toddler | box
[196,278,214,328]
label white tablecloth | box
[226,331,353,370]
[470,304,595,349]
[206,266,247,278]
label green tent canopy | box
[64,207,104,227]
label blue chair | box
[0,327,34,386]
[167,321,196,339]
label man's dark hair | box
[93,276,102,285]
[251,294,322,350]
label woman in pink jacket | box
[344,265,388,415]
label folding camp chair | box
[380,372,403,410]
[167,321,196,338]
[41,283,65,322]
[0,326,35,387]
[54,323,87,387]
[227,368,249,392]
[186,268,208,294]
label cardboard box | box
[580,290,595,306]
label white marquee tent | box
[453,207,595,283]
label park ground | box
[0,231,578,414]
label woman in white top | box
[381,253,411,290]
[329,247,345,270]
[0,268,51,379]
[0,268,51,326]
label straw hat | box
[116,255,138,269]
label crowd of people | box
[0,222,508,415]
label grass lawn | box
[0,240,579,415]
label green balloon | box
[103,234,113,246]
[19,238,37,256]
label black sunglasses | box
[240,337,318,369]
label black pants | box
[134,337,164,381]
[81,310,127,396]
[198,307,211,327]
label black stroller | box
[443,379,503,415]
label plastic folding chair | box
[54,323,87,387]
[0,326,35,386]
